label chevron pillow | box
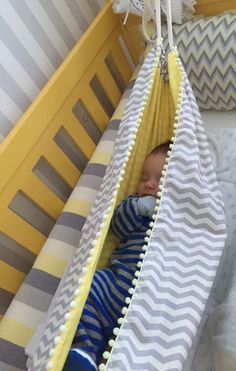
[163,13,236,110]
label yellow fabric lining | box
[98,52,178,269]
[168,51,182,108]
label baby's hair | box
[148,140,172,156]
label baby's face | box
[137,153,166,197]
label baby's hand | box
[137,196,156,218]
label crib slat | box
[60,113,96,158]
[103,24,133,86]
[120,25,143,67]
[44,143,80,188]
[79,86,109,132]
[110,42,133,85]
[22,176,64,220]
[95,63,121,108]
[0,209,46,255]
[0,261,25,294]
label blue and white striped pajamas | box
[65,196,151,368]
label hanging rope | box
[166,0,174,49]
[141,0,161,45]
[122,1,174,51]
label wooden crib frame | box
[0,2,145,318]
[0,0,235,320]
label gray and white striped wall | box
[0,0,104,143]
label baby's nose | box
[147,179,157,189]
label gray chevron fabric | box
[28,47,157,370]
[105,62,227,370]
[163,13,236,111]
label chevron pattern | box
[163,13,236,110]
[29,48,158,370]
[105,61,227,371]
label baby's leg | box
[63,269,121,370]
[64,264,133,369]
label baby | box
[64,141,170,371]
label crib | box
[0,1,236,370]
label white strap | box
[141,0,162,46]
[123,1,130,25]
[165,0,174,49]
[154,0,162,42]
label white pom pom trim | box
[78,277,84,285]
[59,325,66,333]
[113,327,120,336]
[74,288,80,296]
[49,349,55,357]
[118,317,124,325]
[54,336,61,345]
[137,261,142,268]
[121,306,128,315]
[89,248,95,256]
[70,300,76,308]
[64,312,71,320]
[109,339,115,347]
[46,361,53,369]
[99,363,106,371]
[125,297,131,304]
[103,351,110,359]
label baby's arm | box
[110,196,144,240]
[110,195,156,240]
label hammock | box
[24,1,226,370]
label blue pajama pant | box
[66,261,135,365]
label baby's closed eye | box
[141,174,149,181]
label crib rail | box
[195,0,236,16]
[0,2,144,317]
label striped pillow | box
[163,13,236,110]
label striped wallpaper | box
[0,0,104,144]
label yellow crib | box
[0,1,235,370]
